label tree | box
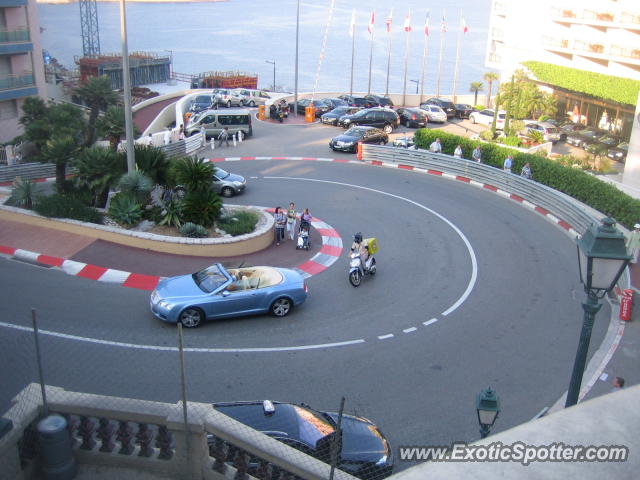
[96,105,127,151]
[134,145,171,186]
[483,72,499,108]
[73,146,126,207]
[75,75,118,147]
[469,82,484,106]
[41,136,82,192]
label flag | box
[441,14,447,33]
[403,13,412,32]
[461,16,468,33]
[424,13,430,36]
[386,9,393,33]
[349,9,355,38]
[368,10,375,36]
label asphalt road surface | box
[0,113,608,471]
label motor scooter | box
[348,251,376,287]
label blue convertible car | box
[150,264,308,327]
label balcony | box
[549,7,640,31]
[493,1,506,17]
[0,72,36,101]
[0,27,30,43]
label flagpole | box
[419,14,429,104]
[436,12,445,98]
[367,29,374,94]
[350,9,355,96]
[401,11,411,107]
[451,10,462,103]
[385,16,392,96]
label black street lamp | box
[565,217,631,407]
[265,60,276,91]
[410,79,419,95]
[476,388,500,438]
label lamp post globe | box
[476,388,500,438]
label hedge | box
[522,61,640,106]
[413,129,640,229]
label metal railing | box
[0,27,29,43]
[0,73,34,91]
[361,144,599,236]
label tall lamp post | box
[476,388,500,438]
[565,217,631,407]
[410,79,419,94]
[265,60,275,91]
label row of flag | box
[350,10,469,37]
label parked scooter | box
[348,233,377,287]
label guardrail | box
[0,162,57,184]
[361,144,600,236]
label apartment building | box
[486,0,640,81]
[0,0,46,144]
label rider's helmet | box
[354,232,363,243]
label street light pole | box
[265,60,275,91]
[294,0,300,115]
[119,0,135,174]
[410,79,419,94]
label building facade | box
[0,0,46,144]
[486,0,640,81]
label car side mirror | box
[221,290,230,297]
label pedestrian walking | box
[503,155,513,173]
[429,138,442,153]
[520,162,532,179]
[144,133,154,147]
[453,144,463,159]
[274,206,286,245]
[178,124,185,140]
[472,146,482,163]
[300,207,312,226]
[286,202,297,241]
[626,224,640,264]
[218,127,230,147]
[163,127,171,145]
[611,376,625,392]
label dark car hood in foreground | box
[326,413,389,462]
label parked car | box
[454,104,474,119]
[419,104,447,123]
[338,108,400,133]
[420,97,456,118]
[523,121,561,144]
[185,108,253,138]
[233,89,272,107]
[607,142,629,163]
[150,264,308,327]
[289,98,332,117]
[468,109,506,130]
[396,107,428,127]
[323,97,348,109]
[392,135,416,149]
[365,94,394,108]
[338,95,376,108]
[566,128,607,148]
[190,93,215,114]
[214,89,244,108]
[585,134,621,154]
[329,126,388,152]
[211,400,394,480]
[558,121,583,142]
[320,106,361,126]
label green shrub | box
[158,197,183,228]
[173,155,215,192]
[506,120,524,137]
[108,193,143,226]
[179,222,208,238]
[117,171,153,203]
[413,128,640,229]
[217,210,259,236]
[6,177,34,209]
[474,104,485,110]
[479,130,495,142]
[142,204,164,223]
[33,194,103,224]
[503,136,521,147]
[182,189,222,227]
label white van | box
[185,108,253,138]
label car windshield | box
[344,127,367,137]
[195,95,210,103]
[351,110,368,118]
[192,265,230,293]
[292,406,336,448]
[332,107,350,114]
[215,168,230,180]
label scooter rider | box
[351,232,369,268]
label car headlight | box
[158,300,173,310]
[375,455,388,466]
[150,290,160,304]
[615,152,623,157]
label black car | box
[321,106,361,126]
[607,142,629,163]
[586,134,621,154]
[190,94,214,114]
[337,108,400,133]
[396,107,428,128]
[454,103,474,119]
[212,400,393,480]
[323,97,348,109]
[421,97,456,118]
[558,121,583,142]
[289,98,332,117]
[338,95,376,108]
[330,126,388,152]
[365,95,394,108]
[566,128,607,148]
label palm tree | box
[41,136,82,192]
[173,155,215,192]
[483,72,499,108]
[469,82,484,106]
[75,75,119,147]
[73,146,126,207]
[134,145,171,186]
[96,105,127,151]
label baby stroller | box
[296,222,310,250]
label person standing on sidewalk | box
[286,202,297,241]
[430,138,442,153]
[521,162,532,179]
[274,206,286,246]
[626,224,640,264]
[453,144,463,159]
[472,146,482,163]
[218,127,230,147]
[503,155,513,173]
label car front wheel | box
[383,124,393,134]
[179,308,204,328]
[249,100,255,107]
[470,116,476,124]
[221,186,234,197]
[271,297,292,317]
[226,100,231,108]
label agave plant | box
[525,130,544,145]
[8,176,34,209]
[179,222,208,238]
[117,171,153,204]
[108,193,143,227]
[182,189,222,228]
[158,197,184,229]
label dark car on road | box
[558,121,583,142]
[566,127,607,148]
[454,103,474,119]
[289,98,332,117]
[337,108,400,133]
[330,126,388,152]
[420,97,456,118]
[212,400,394,480]
[323,97,348,109]
[338,95,376,109]
[190,94,215,114]
[585,134,621,154]
[396,107,428,128]
[365,94,394,108]
[321,106,361,126]
[607,142,629,163]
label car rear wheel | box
[379,140,385,145]
[271,297,292,317]
[383,124,393,134]
[249,100,255,107]
[179,308,204,328]
[226,100,231,108]
[221,186,234,197]
[470,116,476,124]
